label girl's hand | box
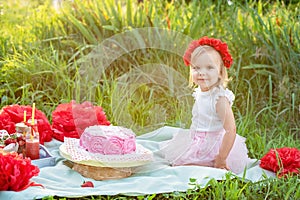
[214,154,230,170]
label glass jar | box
[25,120,40,160]
[15,122,29,155]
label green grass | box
[0,0,299,199]
[40,174,300,200]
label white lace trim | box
[192,87,200,99]
[214,88,235,107]
[64,137,153,163]
[192,86,235,106]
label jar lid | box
[15,122,28,128]
[15,122,30,132]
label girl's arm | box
[214,96,236,170]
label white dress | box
[161,86,253,174]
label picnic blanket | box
[0,126,275,200]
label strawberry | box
[17,135,25,142]
[81,181,94,188]
[4,138,17,145]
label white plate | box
[59,143,153,168]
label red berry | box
[81,181,94,188]
[17,136,24,142]
[4,138,17,145]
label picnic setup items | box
[0,104,53,144]
[0,127,55,169]
[0,101,153,183]
[0,101,298,196]
[0,103,52,191]
[0,103,44,161]
[51,101,153,180]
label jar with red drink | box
[25,120,40,160]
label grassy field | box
[0,0,299,199]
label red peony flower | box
[0,105,53,144]
[51,100,110,142]
[260,147,300,177]
[0,151,40,191]
[183,36,233,68]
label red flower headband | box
[183,36,233,68]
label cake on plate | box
[59,125,153,180]
[79,125,136,155]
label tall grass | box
[0,0,299,199]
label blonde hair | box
[188,45,229,88]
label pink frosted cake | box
[79,125,136,155]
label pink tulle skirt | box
[160,129,253,174]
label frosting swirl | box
[79,125,136,155]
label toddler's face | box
[190,50,222,91]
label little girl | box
[161,36,252,174]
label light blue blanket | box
[0,126,275,200]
